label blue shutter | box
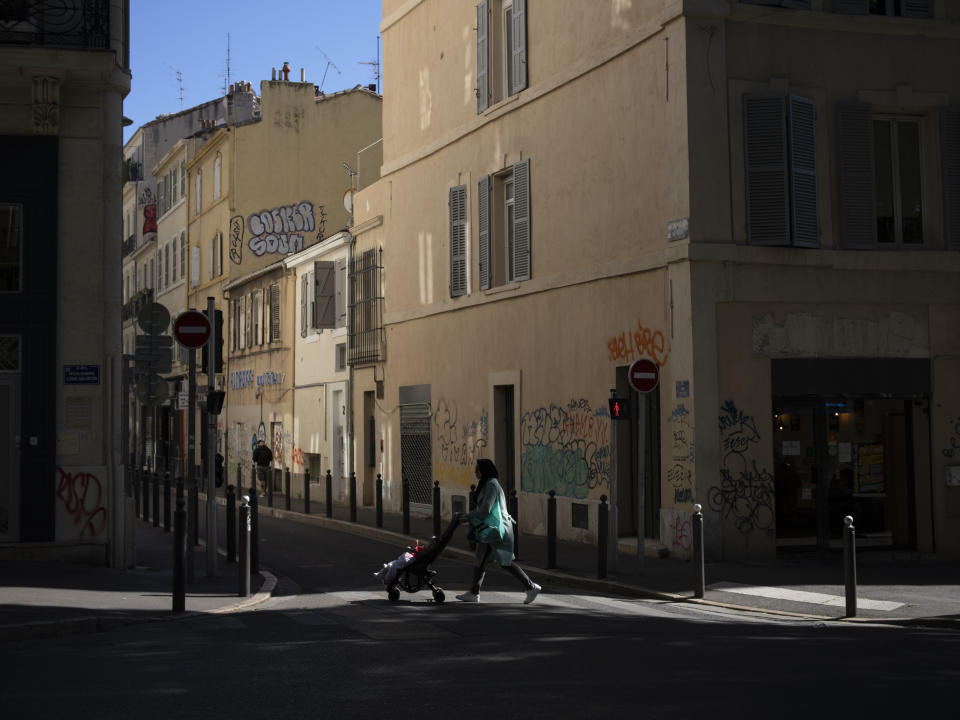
[512,159,530,281]
[838,102,876,249]
[902,0,932,18]
[789,95,819,247]
[478,176,490,290]
[942,109,960,250]
[476,1,489,113]
[832,0,868,13]
[449,185,467,297]
[743,94,790,246]
[511,0,527,94]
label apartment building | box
[351,0,960,562]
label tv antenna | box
[166,65,184,108]
[358,36,381,93]
[315,47,341,92]
[224,33,231,95]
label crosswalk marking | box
[707,581,904,611]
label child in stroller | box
[374,513,462,603]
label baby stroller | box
[375,514,462,604]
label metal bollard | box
[226,484,236,563]
[844,515,857,617]
[163,471,171,533]
[238,495,251,598]
[173,496,186,613]
[349,471,357,523]
[325,469,333,518]
[693,503,705,599]
[469,484,477,511]
[249,486,259,575]
[189,477,199,546]
[547,490,557,569]
[376,474,383,528]
[509,489,519,560]
[598,495,608,579]
[284,467,291,511]
[152,471,160,527]
[304,467,311,515]
[267,467,274,508]
[433,480,441,537]
[402,476,410,535]
[134,467,141,518]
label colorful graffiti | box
[521,399,611,499]
[668,402,695,505]
[56,467,107,540]
[606,320,670,366]
[433,400,487,487]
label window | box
[156,249,162,289]
[180,160,186,200]
[833,0,932,17]
[743,94,818,247]
[194,170,201,215]
[164,243,170,286]
[180,231,185,278]
[238,294,246,350]
[213,154,222,200]
[335,343,347,371]
[269,283,280,342]
[190,246,200,287]
[171,235,177,282]
[875,118,923,244]
[231,298,239,351]
[252,289,262,345]
[336,258,347,328]
[478,158,530,289]
[348,249,384,364]
[449,185,467,297]
[0,203,23,292]
[476,0,527,113]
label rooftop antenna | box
[315,47,341,93]
[358,36,381,93]
[166,65,184,108]
[225,33,232,95]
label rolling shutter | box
[511,0,527,94]
[478,176,490,290]
[837,102,876,249]
[743,94,790,245]
[315,261,336,328]
[942,108,960,250]
[449,185,467,297]
[789,95,819,247]
[832,0,868,13]
[476,1,489,113]
[902,0,932,18]
[512,158,530,281]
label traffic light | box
[608,397,631,420]
[201,308,224,373]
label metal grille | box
[400,403,432,505]
[0,335,20,372]
[348,248,384,365]
[0,1,111,50]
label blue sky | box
[123,0,383,144]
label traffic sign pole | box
[206,297,217,578]
[186,345,196,583]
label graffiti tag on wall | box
[521,399,611,499]
[941,417,960,458]
[243,202,326,257]
[433,400,488,487]
[669,403,695,504]
[606,320,670,366]
[56,467,107,540]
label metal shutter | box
[789,95,819,247]
[449,185,467,297]
[743,94,790,245]
[478,176,490,290]
[832,0,868,13]
[837,102,877,249]
[476,1,489,113]
[942,108,960,250]
[512,158,531,281]
[902,0,932,18]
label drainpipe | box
[346,232,355,488]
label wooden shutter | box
[300,275,308,337]
[838,102,876,249]
[902,0,932,18]
[239,295,246,350]
[512,158,531,281]
[270,283,280,341]
[449,185,467,297]
[832,0,868,13]
[478,176,490,290]
[789,95,819,247]
[245,293,252,347]
[743,94,789,245]
[942,108,960,251]
[314,261,336,328]
[191,246,200,286]
[335,258,347,328]
[476,1,489,113]
[511,0,527,94]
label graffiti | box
[142,204,157,240]
[709,400,774,535]
[433,400,487,487]
[521,399,611,498]
[247,201,317,257]
[942,417,960,458]
[668,402,695,505]
[56,467,107,540]
[229,215,244,265]
[292,447,305,468]
[671,513,691,552]
[674,488,693,503]
[606,320,670,366]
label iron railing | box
[121,233,136,258]
[348,247,384,365]
[0,1,111,51]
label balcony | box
[122,287,153,324]
[121,233,136,258]
[0,1,111,51]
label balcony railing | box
[0,1,110,51]
[121,233,136,258]
[122,287,153,323]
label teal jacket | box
[465,478,515,567]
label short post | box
[249,472,259,575]
[509,489,519,560]
[189,476,199,546]
[303,467,311,515]
[693,503,705,599]
[140,468,148,521]
[267,467,274,508]
[163,471,171,533]
[236,463,242,492]
[402,476,410,535]
[469,484,477,511]
[226,484,236,563]
[433,480,441,537]
[598,495,608,579]
[325,469,333,518]
[843,515,857,617]
[238,495,251,598]
[349,471,358,522]
[134,467,141,518]
[172,496,186,613]
[284,466,291,511]
[152,471,160,527]
[375,474,383,528]
[547,490,557,569]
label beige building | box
[350,0,960,562]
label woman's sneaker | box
[524,583,542,604]
[456,591,479,603]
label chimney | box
[281,61,291,81]
[271,67,277,81]
[300,68,305,82]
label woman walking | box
[457,458,542,604]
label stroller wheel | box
[388,587,400,602]
[432,588,446,604]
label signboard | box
[137,302,170,334]
[178,391,190,409]
[628,358,659,393]
[173,310,211,349]
[63,364,100,385]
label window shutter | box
[217,233,222,276]
[239,295,246,349]
[942,108,960,251]
[788,95,819,247]
[902,0,932,18]
[270,283,280,342]
[512,158,531,281]
[832,0,868,13]
[743,94,790,246]
[335,258,347,328]
[191,246,200,287]
[314,261,336,328]
[245,293,252,347]
[300,275,308,337]
[838,102,876,249]
[449,185,467,297]
[478,176,490,290]
[476,1,489,113]
[209,237,215,280]
[511,0,527,94]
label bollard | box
[267,467,274,508]
[236,463,242,493]
[152,471,160,527]
[189,476,199,546]
[598,495,608,579]
[163,471,171,532]
[325,469,333,518]
[172,496,186,613]
[469,484,477,511]
[402,477,411,535]
[284,467,291,511]
[304,467,311,515]
[249,486,259,575]
[349,471,357,522]
[226,484,236,563]
[134,467,141,518]
[433,480,441,537]
[693,503,705,599]
[547,490,557,569]
[509,489,519,560]
[844,515,857,617]
[238,495,251,598]
[376,474,383,528]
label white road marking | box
[707,581,904,611]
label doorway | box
[0,372,21,541]
[615,366,661,538]
[493,385,515,496]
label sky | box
[123,0,384,145]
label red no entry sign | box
[628,357,659,393]
[173,310,211,349]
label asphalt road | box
[3,514,957,719]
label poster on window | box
[272,422,283,469]
[856,444,884,494]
